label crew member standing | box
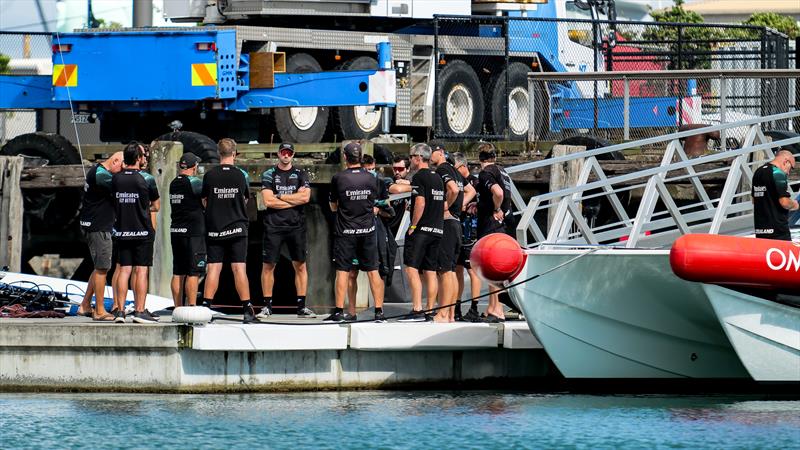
[257,143,315,319]
[169,152,206,307]
[400,143,444,322]
[430,144,463,323]
[201,138,255,323]
[453,152,480,322]
[325,142,386,323]
[112,143,160,324]
[476,143,513,322]
[752,149,798,241]
[76,151,123,320]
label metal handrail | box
[526,69,800,82]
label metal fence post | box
[720,76,727,152]
[795,37,800,132]
[433,18,440,138]
[623,76,630,141]
[504,17,510,140]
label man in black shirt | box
[169,152,205,307]
[76,151,122,321]
[325,142,385,323]
[400,143,445,322]
[201,138,255,323]
[257,143,315,319]
[430,143,463,323]
[453,153,480,322]
[476,143,513,322]
[112,143,160,324]
[752,149,798,241]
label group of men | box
[324,141,514,323]
[76,137,516,324]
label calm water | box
[1,392,798,449]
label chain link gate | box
[432,16,792,143]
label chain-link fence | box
[528,70,797,147]
[433,16,792,142]
[0,32,52,145]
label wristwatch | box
[494,208,502,213]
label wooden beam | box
[0,156,24,271]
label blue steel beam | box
[0,76,69,109]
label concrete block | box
[191,323,349,351]
[349,323,498,350]
[502,322,543,349]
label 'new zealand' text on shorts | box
[333,233,378,271]
[207,235,248,264]
[262,227,307,263]
[171,234,207,276]
[403,231,440,271]
[81,229,113,271]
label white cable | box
[54,31,86,179]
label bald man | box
[752,149,799,241]
[77,151,123,320]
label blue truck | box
[0,0,784,151]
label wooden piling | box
[149,141,184,299]
[548,145,586,230]
[0,156,23,271]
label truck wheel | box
[438,60,484,137]
[487,63,548,140]
[764,130,800,154]
[334,56,384,140]
[1,133,82,231]
[155,131,219,163]
[273,53,329,143]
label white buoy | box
[172,306,214,324]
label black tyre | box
[325,143,393,165]
[487,62,547,140]
[556,135,624,161]
[155,131,219,163]
[273,53,329,143]
[437,60,484,137]
[334,56,385,140]
[1,132,82,231]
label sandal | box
[76,309,93,317]
[92,312,115,322]
[485,314,505,323]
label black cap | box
[278,143,295,153]
[478,148,496,162]
[430,142,446,153]
[179,152,201,169]
[343,142,362,159]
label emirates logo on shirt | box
[214,187,239,199]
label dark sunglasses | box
[392,166,407,172]
[279,149,294,156]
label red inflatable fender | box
[470,233,527,283]
[670,234,800,291]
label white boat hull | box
[702,284,800,382]
[509,249,749,379]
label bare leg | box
[404,266,422,312]
[424,270,438,311]
[132,266,148,312]
[433,271,455,323]
[468,267,481,300]
[292,261,307,296]
[335,270,349,309]
[114,265,132,312]
[171,275,185,308]
[365,270,384,309]
[231,262,250,302]
[347,269,358,309]
[203,262,223,300]
[184,276,199,306]
[455,265,465,302]
[261,262,276,297]
[92,269,110,316]
[486,284,505,320]
[78,273,94,314]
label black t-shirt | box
[202,164,250,239]
[752,163,791,238]
[261,165,309,229]
[477,164,513,220]
[169,175,205,236]
[80,163,115,232]
[410,168,444,235]
[329,167,377,236]
[112,169,159,240]
[436,162,464,218]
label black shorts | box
[477,217,507,240]
[81,230,113,271]
[333,233,378,272]
[756,232,792,241]
[207,236,248,264]
[457,242,473,269]
[262,227,307,264]
[116,239,154,267]
[437,219,461,272]
[171,234,207,276]
[403,231,440,271]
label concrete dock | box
[0,316,553,392]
